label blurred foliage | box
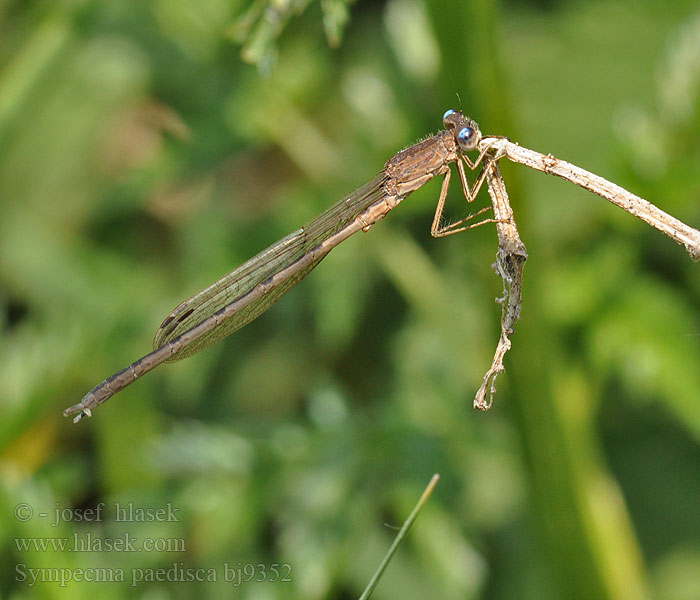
[1,0,700,598]
[226,0,353,71]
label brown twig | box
[474,161,527,410]
[480,137,700,261]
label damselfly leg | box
[430,137,507,238]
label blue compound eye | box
[442,109,457,127]
[458,126,476,150]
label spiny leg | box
[430,166,453,237]
[431,140,508,238]
[457,137,509,202]
[431,160,496,238]
[464,142,493,171]
[432,203,497,237]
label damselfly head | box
[442,109,481,152]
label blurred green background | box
[2,0,700,598]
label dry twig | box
[480,137,700,261]
[474,161,527,410]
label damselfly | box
[64,110,500,422]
